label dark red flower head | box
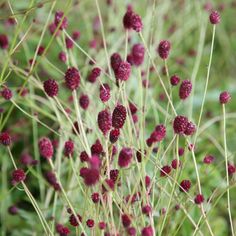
[87,67,101,83]
[179,179,191,192]
[99,221,106,230]
[184,121,196,136]
[12,169,26,183]
[64,140,74,157]
[86,219,94,228]
[194,194,204,204]
[79,94,90,110]
[58,51,67,63]
[131,13,143,32]
[203,155,215,164]
[110,53,122,72]
[219,91,231,104]
[69,213,82,227]
[160,165,171,177]
[100,83,111,102]
[91,139,103,155]
[91,192,100,203]
[173,115,188,134]
[123,9,133,29]
[142,205,152,216]
[141,226,153,236]
[37,46,45,56]
[157,40,171,59]
[122,214,132,228]
[228,163,236,176]
[38,137,54,159]
[65,37,73,49]
[64,67,80,90]
[109,129,120,143]
[43,79,59,97]
[82,168,100,186]
[1,87,12,100]
[0,132,11,146]
[209,11,220,24]
[112,105,127,129]
[98,109,112,136]
[115,61,131,81]
[170,75,180,86]
[118,147,133,168]
[127,227,136,236]
[131,43,145,66]
[54,11,68,30]
[80,151,89,162]
[179,80,192,100]
[0,34,9,49]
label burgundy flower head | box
[58,51,67,63]
[115,61,131,81]
[127,227,136,236]
[109,129,120,143]
[179,80,192,100]
[99,221,106,230]
[38,137,54,159]
[98,109,112,135]
[86,219,95,228]
[203,155,215,164]
[110,169,119,183]
[72,31,81,40]
[219,91,231,104]
[79,94,90,110]
[1,87,12,100]
[142,205,152,216]
[54,11,68,30]
[91,192,100,203]
[43,79,59,97]
[141,226,153,236]
[100,83,111,102]
[209,11,220,24]
[64,67,80,90]
[12,169,26,183]
[160,165,171,177]
[157,40,171,59]
[64,140,74,157]
[194,194,204,204]
[228,163,236,176]
[184,121,196,136]
[0,132,11,146]
[118,147,133,168]
[69,213,82,227]
[82,168,100,186]
[122,214,131,228]
[80,151,89,162]
[131,43,145,66]
[179,179,191,192]
[171,159,181,169]
[56,224,70,235]
[110,53,122,72]
[170,75,180,86]
[151,124,166,142]
[91,139,103,155]
[0,34,9,49]
[65,37,73,49]
[20,153,37,166]
[123,9,133,29]
[87,67,101,83]
[112,105,127,129]
[131,13,143,32]
[37,46,45,56]
[173,115,188,134]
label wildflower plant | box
[0,1,235,236]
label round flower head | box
[173,115,188,134]
[171,159,181,169]
[127,227,136,236]
[141,226,153,236]
[203,155,215,164]
[100,83,111,102]
[58,51,67,63]
[43,79,59,97]
[0,132,11,146]
[80,151,89,162]
[99,222,106,230]
[87,67,101,83]
[142,205,152,216]
[194,194,204,204]
[109,129,120,143]
[209,11,220,24]
[110,53,122,72]
[184,121,196,136]
[122,214,131,228]
[91,139,103,155]
[228,163,236,176]
[56,224,70,235]
[12,169,26,183]
[153,124,166,142]
[131,43,145,66]
[112,105,127,129]
[97,109,112,136]
[157,40,171,59]
[170,75,180,86]
[115,61,131,81]
[38,137,54,159]
[64,140,74,157]
[8,205,19,215]
[79,94,90,110]
[118,147,133,168]
[86,219,94,228]
[131,13,143,32]
[123,9,133,29]
[82,168,100,186]
[219,91,231,104]
[54,11,68,30]
[65,37,73,49]
[91,192,100,203]
[179,80,192,100]
[1,87,12,100]
[110,169,119,183]
[0,34,9,49]
[179,179,191,192]
[64,67,80,90]
[160,165,171,177]
[69,214,82,227]
[37,46,45,56]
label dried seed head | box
[109,129,120,143]
[173,116,188,134]
[98,109,112,135]
[112,105,127,129]
[0,132,11,146]
[100,83,111,102]
[219,91,231,104]
[209,10,220,24]
[179,179,191,192]
[64,140,74,157]
[118,147,133,168]
[131,43,145,66]
[115,61,131,81]
[157,40,171,59]
[179,80,192,100]
[54,11,68,30]
[43,79,59,97]
[1,87,12,100]
[79,94,90,110]
[12,169,26,183]
[65,67,80,90]
[38,137,54,159]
